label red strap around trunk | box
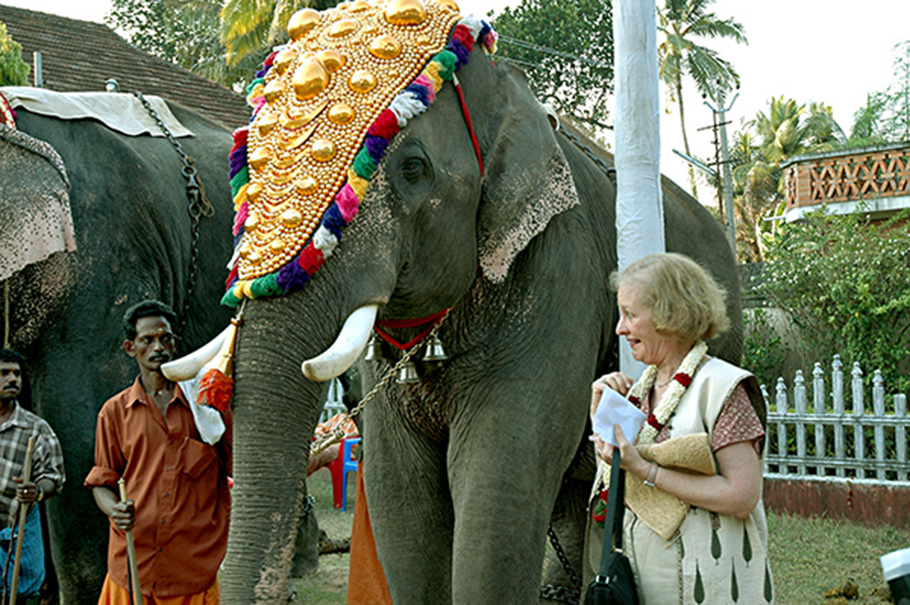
[374,309,449,350]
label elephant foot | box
[317,529,351,555]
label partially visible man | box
[85,301,232,604]
[0,349,65,604]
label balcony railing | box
[782,142,910,221]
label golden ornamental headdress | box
[223,0,497,306]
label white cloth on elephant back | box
[0,87,194,138]
[0,124,76,281]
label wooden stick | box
[9,437,34,603]
[117,478,143,605]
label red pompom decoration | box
[368,109,400,139]
[674,372,692,387]
[646,414,664,432]
[297,242,325,276]
[452,25,475,53]
[198,369,234,412]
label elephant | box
[0,89,240,604]
[217,10,744,604]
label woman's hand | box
[612,425,651,479]
[591,425,651,479]
[590,372,634,420]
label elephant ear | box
[477,69,580,283]
[0,125,75,282]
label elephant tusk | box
[301,304,378,382]
[161,325,232,381]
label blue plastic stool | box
[328,437,360,511]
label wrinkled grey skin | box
[0,100,279,604]
[223,46,742,603]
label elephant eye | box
[401,156,428,184]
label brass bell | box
[396,360,420,384]
[422,333,448,363]
[363,333,382,362]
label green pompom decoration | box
[246,78,265,96]
[352,147,377,180]
[434,51,457,81]
[250,273,282,298]
[221,289,241,307]
[230,167,249,197]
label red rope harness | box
[375,309,449,350]
[453,73,484,177]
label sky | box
[6,0,910,200]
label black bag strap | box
[598,448,626,575]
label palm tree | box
[220,0,340,70]
[657,0,747,195]
[732,97,846,262]
[752,97,844,164]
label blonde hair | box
[610,253,730,342]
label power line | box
[497,35,611,70]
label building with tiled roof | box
[0,3,250,129]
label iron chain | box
[540,583,582,604]
[559,128,617,186]
[299,494,316,520]
[547,523,583,591]
[309,313,449,457]
[133,91,215,335]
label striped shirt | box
[0,400,65,523]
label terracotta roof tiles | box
[0,3,251,129]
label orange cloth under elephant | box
[314,413,359,439]
[346,468,391,605]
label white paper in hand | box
[593,387,647,446]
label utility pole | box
[704,89,738,253]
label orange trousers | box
[98,574,219,605]
[346,469,392,604]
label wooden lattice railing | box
[784,144,910,208]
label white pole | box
[614,0,665,377]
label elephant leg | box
[364,399,454,604]
[449,381,585,604]
[290,488,319,577]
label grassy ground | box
[294,468,354,604]
[296,471,908,604]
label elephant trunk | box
[219,299,330,604]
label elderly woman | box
[585,253,774,604]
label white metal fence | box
[319,378,347,424]
[762,355,910,485]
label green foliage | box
[657,0,746,105]
[107,0,254,87]
[492,0,614,132]
[741,308,788,388]
[763,208,910,394]
[848,41,910,144]
[0,21,29,86]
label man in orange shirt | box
[85,301,231,604]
